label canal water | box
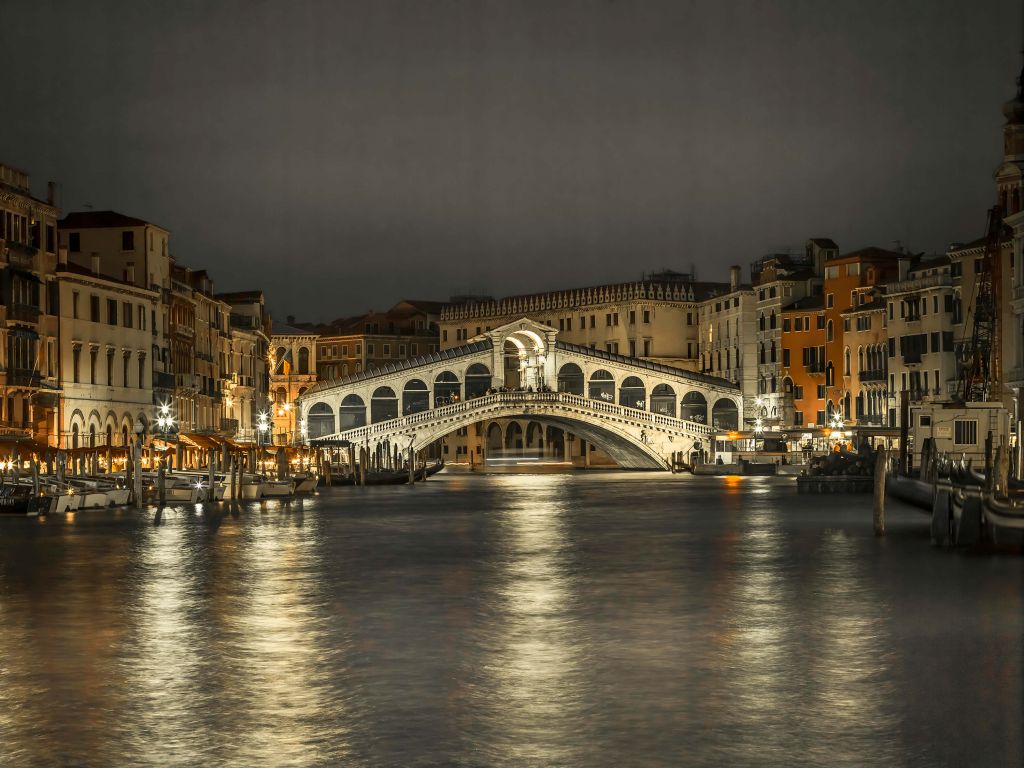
[0,473,1021,767]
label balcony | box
[172,325,195,339]
[858,369,886,382]
[220,418,239,435]
[8,303,40,324]
[153,371,175,390]
[7,369,41,387]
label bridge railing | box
[331,391,713,444]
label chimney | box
[729,265,741,291]
[46,181,55,206]
[90,253,100,275]
[898,255,911,282]
[126,261,135,284]
[57,246,68,268]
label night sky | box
[1,0,1020,321]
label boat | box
[262,478,295,497]
[0,485,47,516]
[292,474,318,494]
[885,473,934,512]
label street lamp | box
[156,402,175,439]
[753,418,764,435]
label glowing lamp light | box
[753,419,764,435]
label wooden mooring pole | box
[873,447,887,536]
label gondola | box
[0,485,47,516]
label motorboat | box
[0,485,46,515]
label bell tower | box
[997,49,1024,214]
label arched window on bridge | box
[370,387,398,423]
[525,421,544,453]
[465,363,491,398]
[339,394,366,429]
[711,398,738,430]
[680,391,707,423]
[307,402,336,439]
[650,384,675,417]
[557,363,584,395]
[486,422,503,452]
[298,347,310,375]
[434,371,461,405]
[588,369,615,402]
[619,376,646,409]
[403,379,429,415]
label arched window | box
[711,399,739,430]
[759,314,765,331]
[434,371,461,405]
[588,369,615,402]
[339,394,366,429]
[770,341,776,363]
[72,423,79,449]
[844,348,851,376]
[826,362,835,387]
[402,379,429,414]
[770,311,776,329]
[298,347,310,375]
[680,391,707,423]
[307,402,336,438]
[370,387,398,423]
[650,384,675,417]
[618,376,646,409]
[557,363,584,395]
[465,363,492,398]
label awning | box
[179,432,220,450]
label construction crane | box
[956,205,1004,402]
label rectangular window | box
[139,356,145,389]
[933,295,939,314]
[90,349,97,384]
[123,355,130,387]
[816,315,825,330]
[72,347,81,384]
[629,340,636,357]
[123,302,133,328]
[687,312,693,326]
[106,353,114,385]
[629,310,636,325]
[643,309,650,323]
[107,299,117,325]
[411,343,417,355]
[121,231,135,251]
[954,419,978,446]
[826,293,834,308]
[613,312,619,326]
[355,344,361,355]
[399,344,406,357]
[590,315,596,328]
[783,318,791,332]
[442,330,448,342]
[783,349,790,366]
[794,385,804,400]
[366,343,374,356]
[559,318,565,331]
[69,232,81,252]
[643,339,651,356]
[888,302,894,320]
[930,332,939,353]
[606,314,612,327]
[72,291,79,319]
[817,384,826,398]
[794,411,804,426]
[90,295,100,322]
[383,344,390,357]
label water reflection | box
[0,475,1019,767]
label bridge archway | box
[712,398,738,430]
[557,363,584,395]
[371,387,398,423]
[403,379,429,415]
[650,384,675,417]
[465,363,491,398]
[340,394,366,429]
[307,402,336,438]
[486,422,503,451]
[505,421,523,449]
[619,376,646,409]
[434,371,461,405]
[589,369,615,402]
[681,391,708,424]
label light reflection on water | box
[0,474,1020,767]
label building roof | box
[59,210,158,230]
[808,237,839,249]
[271,320,316,336]
[217,290,265,303]
[831,245,905,262]
[781,295,824,311]
[841,299,886,315]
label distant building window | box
[383,344,391,357]
[123,302,133,328]
[69,232,81,252]
[826,293,834,308]
[72,291,80,319]
[643,310,650,323]
[90,295,100,322]
[107,299,117,325]
[121,231,135,251]
[954,419,978,446]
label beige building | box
[217,291,271,442]
[0,163,61,445]
[55,257,159,449]
[58,210,173,418]
[697,265,758,419]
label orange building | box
[780,295,826,427]
[820,247,902,423]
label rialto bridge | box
[298,319,743,470]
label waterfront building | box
[696,265,758,419]
[270,321,319,444]
[304,300,443,382]
[779,294,826,427]
[0,164,61,445]
[751,244,825,427]
[54,254,159,448]
[216,290,271,442]
[884,254,958,425]
[841,296,888,426]
[58,209,174,424]
[821,246,903,424]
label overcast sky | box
[1,0,1020,321]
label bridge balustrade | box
[327,390,713,445]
